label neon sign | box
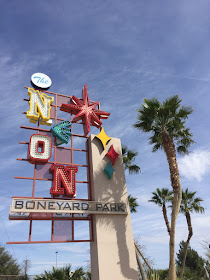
[51,121,71,145]
[28,134,52,163]
[27,87,53,126]
[50,165,78,197]
[8,83,116,245]
[31,73,52,89]
[60,84,110,135]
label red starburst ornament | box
[60,84,110,135]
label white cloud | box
[178,149,210,181]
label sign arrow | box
[51,121,71,145]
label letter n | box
[50,165,78,197]
[27,87,53,125]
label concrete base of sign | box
[88,135,139,280]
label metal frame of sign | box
[7,87,97,244]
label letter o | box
[26,201,35,209]
[29,134,52,163]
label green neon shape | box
[51,121,72,145]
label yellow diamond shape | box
[95,127,111,149]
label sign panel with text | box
[10,198,127,215]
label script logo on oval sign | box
[31,73,52,89]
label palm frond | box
[127,150,138,159]
[127,164,141,174]
[180,188,204,214]
[122,146,141,174]
[128,194,139,213]
[149,188,172,207]
[134,95,194,153]
[122,145,127,156]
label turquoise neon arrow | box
[51,121,71,145]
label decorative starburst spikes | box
[51,121,71,146]
[104,162,115,179]
[106,145,119,165]
[60,84,110,136]
[95,127,111,149]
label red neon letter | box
[50,165,78,197]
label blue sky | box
[0,0,210,275]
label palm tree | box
[35,265,87,280]
[149,188,173,235]
[35,266,71,280]
[122,145,140,213]
[128,194,139,213]
[70,267,86,280]
[122,145,141,174]
[134,95,194,280]
[179,188,204,280]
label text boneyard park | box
[11,199,127,215]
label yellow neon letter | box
[27,88,53,126]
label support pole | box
[135,241,152,272]
[135,247,147,280]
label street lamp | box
[55,251,58,269]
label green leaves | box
[128,194,139,213]
[180,188,204,214]
[176,241,206,278]
[149,188,173,206]
[122,145,141,174]
[35,265,88,280]
[134,95,194,154]
[0,246,20,275]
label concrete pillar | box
[88,135,139,280]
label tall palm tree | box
[134,95,194,280]
[149,188,173,235]
[179,188,204,280]
[122,145,141,174]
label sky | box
[0,0,210,275]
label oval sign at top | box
[31,73,52,89]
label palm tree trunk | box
[135,242,152,272]
[135,247,147,280]
[162,130,182,280]
[169,188,181,280]
[162,202,171,235]
[180,211,193,280]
